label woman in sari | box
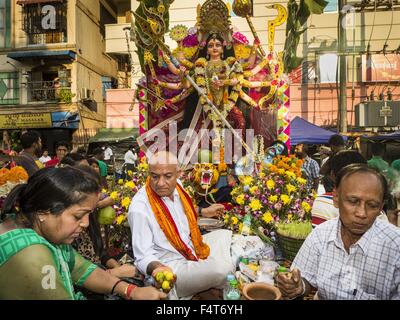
[0,166,165,300]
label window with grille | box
[0,72,19,105]
[0,0,11,48]
[22,2,67,45]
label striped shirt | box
[292,218,400,300]
[302,156,320,190]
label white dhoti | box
[166,229,234,300]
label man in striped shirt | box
[294,144,320,192]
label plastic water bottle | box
[241,214,252,236]
[224,279,241,300]
[223,274,235,300]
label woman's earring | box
[221,52,224,59]
[206,54,210,60]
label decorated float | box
[104,0,328,298]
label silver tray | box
[198,218,225,230]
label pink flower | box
[232,32,249,44]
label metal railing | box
[27,80,71,102]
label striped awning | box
[17,0,64,5]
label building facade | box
[0,0,122,152]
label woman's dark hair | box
[198,33,235,60]
[72,164,106,259]
[1,167,100,226]
[335,163,388,201]
[59,152,86,167]
[75,163,102,185]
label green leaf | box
[305,0,329,14]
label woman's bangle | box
[125,284,137,300]
[111,279,123,295]
[299,279,306,297]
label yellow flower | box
[268,195,278,203]
[242,176,253,186]
[259,171,266,178]
[110,191,119,201]
[138,163,148,171]
[249,186,259,194]
[101,188,107,194]
[238,222,243,233]
[118,179,124,185]
[116,215,126,225]
[285,171,296,179]
[266,179,275,190]
[236,194,245,205]
[127,170,133,176]
[262,212,273,224]
[278,169,285,175]
[297,177,307,185]
[224,214,229,224]
[288,214,293,221]
[286,184,297,194]
[124,181,136,189]
[121,197,131,209]
[231,216,239,225]
[249,199,262,211]
[302,201,311,212]
[280,194,290,205]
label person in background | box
[103,144,114,165]
[318,146,332,168]
[15,130,43,177]
[0,167,165,300]
[92,147,108,179]
[391,158,400,172]
[87,158,101,175]
[59,153,90,167]
[367,142,389,174]
[45,141,69,168]
[71,165,139,283]
[39,150,51,165]
[320,135,346,176]
[124,145,138,173]
[295,143,320,192]
[277,164,400,300]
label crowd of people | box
[0,130,399,300]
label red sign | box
[362,54,400,82]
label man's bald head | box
[148,151,179,169]
[148,151,180,198]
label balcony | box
[27,81,73,103]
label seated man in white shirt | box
[277,164,400,300]
[128,151,234,299]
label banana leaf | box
[134,0,172,73]
[283,0,328,74]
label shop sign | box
[0,113,52,129]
